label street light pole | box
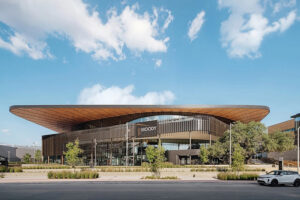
[94,138,97,167]
[126,122,129,166]
[297,127,299,173]
[229,123,232,167]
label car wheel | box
[294,179,300,187]
[270,179,278,187]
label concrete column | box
[47,156,49,164]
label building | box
[0,144,40,162]
[268,113,300,142]
[267,113,300,161]
[10,105,269,165]
[268,119,295,135]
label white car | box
[257,170,300,187]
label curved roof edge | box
[10,104,270,111]
[10,104,270,133]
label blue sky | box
[0,0,299,146]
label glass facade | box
[43,114,229,165]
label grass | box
[217,172,259,180]
[22,165,71,169]
[0,166,23,173]
[142,175,179,180]
[97,167,150,172]
[191,167,265,172]
[47,171,99,179]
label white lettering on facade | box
[141,126,157,132]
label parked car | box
[257,170,300,187]
[0,156,8,166]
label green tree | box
[63,138,83,168]
[231,144,245,172]
[208,141,226,163]
[221,121,268,163]
[270,131,295,153]
[199,146,209,164]
[208,121,295,164]
[23,153,32,164]
[34,150,42,163]
[145,144,165,175]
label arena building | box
[10,105,269,165]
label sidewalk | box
[0,171,218,183]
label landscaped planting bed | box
[47,171,99,179]
[23,165,71,169]
[142,175,178,180]
[96,167,150,172]
[0,166,23,173]
[191,167,265,172]
[217,172,259,180]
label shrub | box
[160,162,174,168]
[22,165,71,169]
[0,166,23,173]
[217,173,258,180]
[47,171,99,179]
[13,167,23,172]
[48,171,54,179]
[142,175,178,180]
[0,166,7,172]
[0,173,4,178]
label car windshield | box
[267,171,283,175]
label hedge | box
[23,165,71,169]
[217,173,258,180]
[47,171,99,179]
[0,166,23,173]
[142,175,178,180]
[191,167,265,172]
[97,167,150,172]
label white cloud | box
[155,59,162,68]
[273,0,296,14]
[1,129,9,133]
[219,0,297,58]
[78,84,175,105]
[0,1,173,61]
[188,11,205,41]
[1,129,11,135]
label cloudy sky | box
[0,0,299,146]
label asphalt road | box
[0,181,300,200]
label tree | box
[270,131,295,153]
[34,150,42,163]
[63,138,83,168]
[199,146,209,164]
[231,144,245,172]
[145,144,165,175]
[23,153,32,164]
[208,121,295,164]
[208,141,226,163]
[220,121,268,163]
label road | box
[0,181,299,200]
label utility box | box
[279,157,284,170]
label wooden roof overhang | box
[10,105,270,133]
